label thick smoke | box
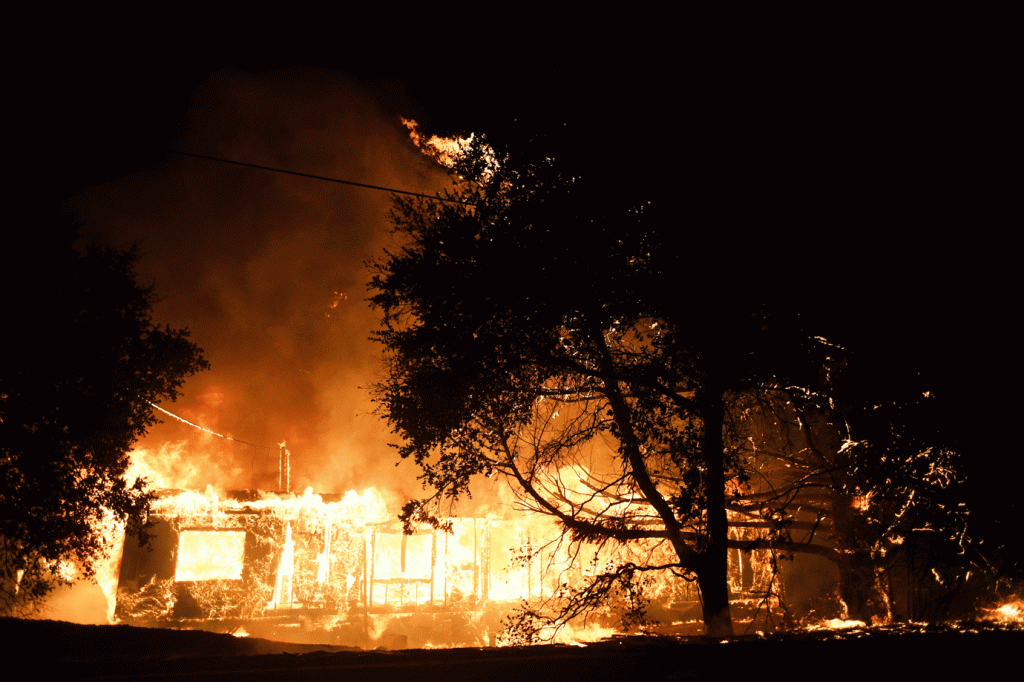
[69,68,455,508]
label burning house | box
[110,438,969,646]
[110,433,851,647]
[114,487,796,647]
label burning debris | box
[982,599,1024,625]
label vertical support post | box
[368,531,376,607]
[473,518,479,602]
[430,531,436,605]
[250,443,257,491]
[481,520,489,603]
[278,442,290,493]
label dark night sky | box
[15,51,1017,515]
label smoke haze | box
[69,67,455,506]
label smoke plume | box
[70,67,455,507]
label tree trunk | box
[828,440,889,624]
[697,565,734,637]
[837,550,888,623]
[700,392,734,637]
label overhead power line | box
[147,401,269,449]
[147,401,274,490]
[171,151,472,205]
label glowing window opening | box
[374,533,432,581]
[175,530,247,582]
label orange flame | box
[125,441,245,490]
[984,599,1024,624]
[401,117,498,179]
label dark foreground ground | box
[3,617,1020,681]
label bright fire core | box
[175,530,247,582]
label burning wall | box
[113,487,789,646]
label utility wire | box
[148,401,270,449]
[171,151,473,205]
[147,401,272,490]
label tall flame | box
[401,117,498,180]
[125,441,245,490]
[984,599,1024,624]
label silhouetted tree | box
[368,132,840,638]
[729,390,971,623]
[0,227,209,615]
[817,354,978,621]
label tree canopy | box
[368,131,864,637]
[0,227,209,615]
[367,118,1009,638]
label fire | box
[113,483,655,647]
[115,475,792,647]
[401,117,498,179]
[401,118,473,169]
[175,530,247,582]
[109,455,1022,648]
[126,441,245,490]
[806,618,868,631]
[93,511,128,624]
[983,599,1024,624]
[149,486,389,524]
[552,622,618,646]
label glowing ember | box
[807,619,868,631]
[553,622,617,645]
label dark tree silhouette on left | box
[0,222,209,615]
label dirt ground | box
[4,617,1020,681]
